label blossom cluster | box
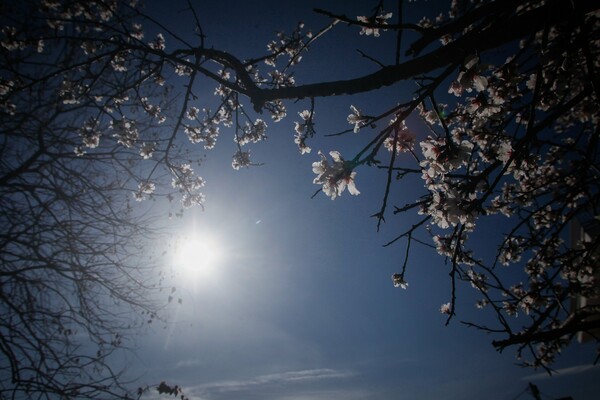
[293,110,314,155]
[77,118,101,151]
[383,120,416,154]
[376,5,600,366]
[312,151,360,200]
[171,164,206,208]
[232,150,252,170]
[235,119,268,146]
[265,22,312,67]
[391,273,408,289]
[356,12,393,37]
[134,181,156,201]
[109,118,139,148]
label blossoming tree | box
[1,0,599,397]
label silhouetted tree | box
[0,1,175,398]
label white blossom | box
[235,119,268,146]
[148,33,165,50]
[134,181,155,201]
[140,142,157,159]
[232,150,252,170]
[347,105,367,133]
[186,107,199,120]
[171,164,205,192]
[392,274,409,289]
[383,122,416,154]
[440,303,452,314]
[78,119,101,149]
[294,110,314,154]
[312,151,360,200]
[356,12,393,37]
[181,192,205,208]
[110,118,139,147]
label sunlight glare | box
[174,233,223,277]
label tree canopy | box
[1,0,599,397]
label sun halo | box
[174,233,223,277]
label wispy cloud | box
[194,368,357,393]
[175,359,205,369]
[274,388,373,400]
[522,364,600,381]
[174,370,365,400]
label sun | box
[174,233,223,277]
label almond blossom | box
[232,150,252,170]
[440,303,452,314]
[139,142,157,159]
[454,55,488,93]
[383,121,416,154]
[294,110,314,154]
[312,151,360,200]
[347,105,367,133]
[235,119,268,145]
[356,12,393,37]
[392,273,409,289]
[134,181,156,201]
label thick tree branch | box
[240,0,598,109]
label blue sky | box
[128,1,600,399]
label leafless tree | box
[1,1,177,398]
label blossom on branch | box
[392,273,409,289]
[454,55,488,94]
[383,120,416,154]
[171,164,206,208]
[440,303,452,315]
[134,181,155,201]
[235,119,268,145]
[347,105,367,133]
[232,150,252,170]
[312,151,360,200]
[139,142,157,159]
[420,136,474,180]
[294,110,314,155]
[356,12,393,37]
[110,118,139,148]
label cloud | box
[173,368,360,400]
[522,364,600,381]
[273,388,373,400]
[193,368,357,393]
[175,359,205,369]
